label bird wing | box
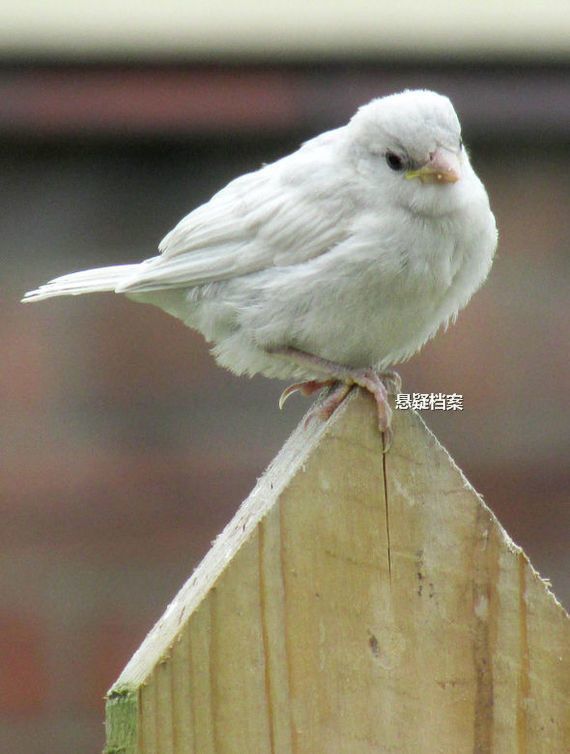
[117,132,353,293]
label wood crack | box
[382,439,392,583]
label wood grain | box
[105,390,569,754]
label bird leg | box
[375,370,402,395]
[271,346,399,450]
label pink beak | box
[406,147,461,185]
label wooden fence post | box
[104,390,569,754]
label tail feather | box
[22,264,141,302]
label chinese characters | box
[395,393,464,411]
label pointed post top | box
[106,390,570,754]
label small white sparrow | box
[24,89,498,449]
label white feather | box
[116,129,354,293]
[22,265,140,302]
[23,89,498,384]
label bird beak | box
[405,147,461,185]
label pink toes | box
[278,379,335,410]
[303,382,353,428]
[275,349,400,451]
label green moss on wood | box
[104,684,138,754]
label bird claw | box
[278,379,335,410]
[278,382,303,410]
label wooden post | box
[104,390,570,754]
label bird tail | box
[22,264,141,302]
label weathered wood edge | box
[414,407,568,617]
[112,393,341,689]
[104,388,347,753]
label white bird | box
[23,89,497,448]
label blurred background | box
[1,1,569,751]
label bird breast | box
[174,196,496,381]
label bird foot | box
[346,368,394,452]
[271,347,399,452]
[278,368,396,452]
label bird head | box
[346,89,472,216]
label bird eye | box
[385,151,405,171]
